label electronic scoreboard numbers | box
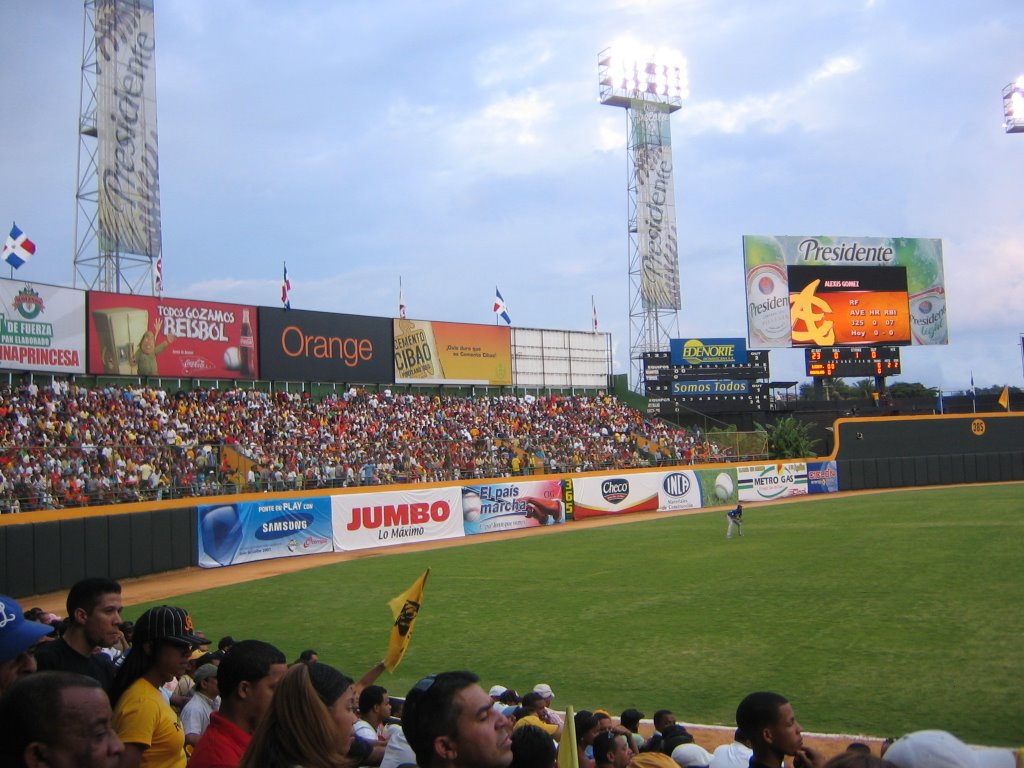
[805,346,902,377]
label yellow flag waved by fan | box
[557,705,578,768]
[384,568,430,672]
[998,385,1010,411]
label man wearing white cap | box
[532,683,563,727]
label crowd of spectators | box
[0,581,1017,768]
[0,381,725,512]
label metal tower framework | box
[598,47,684,392]
[74,0,159,295]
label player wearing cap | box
[110,605,205,768]
[726,504,743,539]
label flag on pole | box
[2,223,36,269]
[281,262,291,309]
[557,705,579,768]
[384,568,430,672]
[493,287,511,325]
[154,254,163,297]
[998,385,1010,411]
[399,278,407,319]
[970,372,976,413]
[591,295,598,333]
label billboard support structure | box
[74,0,161,296]
[599,47,684,393]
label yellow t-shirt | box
[513,714,559,736]
[113,677,186,768]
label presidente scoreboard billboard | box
[743,235,946,348]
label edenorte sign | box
[670,337,748,365]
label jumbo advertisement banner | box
[807,461,839,494]
[95,0,162,259]
[461,480,565,535]
[743,235,946,348]
[259,308,393,383]
[332,487,464,551]
[0,280,86,373]
[87,293,259,379]
[197,497,334,568]
[568,473,660,519]
[394,319,512,385]
[737,462,809,502]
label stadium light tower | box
[1003,75,1024,133]
[599,43,686,392]
[74,0,163,295]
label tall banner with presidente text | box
[632,102,681,311]
[95,0,163,259]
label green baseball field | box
[137,484,1023,746]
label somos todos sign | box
[258,308,393,383]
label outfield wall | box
[2,413,1021,598]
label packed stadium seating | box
[0,381,707,512]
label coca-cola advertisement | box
[87,292,259,379]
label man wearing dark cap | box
[0,592,55,694]
[34,577,123,693]
[402,671,513,768]
[735,691,824,768]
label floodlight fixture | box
[599,44,684,112]
[1002,75,1024,134]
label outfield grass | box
[147,484,1023,746]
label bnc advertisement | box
[0,280,86,374]
[259,308,393,383]
[461,480,565,535]
[737,462,809,502]
[197,497,334,568]
[87,292,259,379]
[331,487,465,552]
[743,235,946,348]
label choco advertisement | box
[259,308,394,383]
[196,497,334,568]
[87,292,259,379]
[461,479,565,535]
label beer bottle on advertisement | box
[744,235,791,348]
[239,309,256,378]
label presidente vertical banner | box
[95,0,163,259]
[632,102,681,311]
[0,280,86,374]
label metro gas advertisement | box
[461,480,565,535]
[197,498,334,568]
[394,319,512,385]
[737,463,809,501]
[567,473,660,519]
[0,280,86,374]
[331,487,464,551]
[87,293,258,379]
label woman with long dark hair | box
[110,605,204,768]
[239,661,358,768]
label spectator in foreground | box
[511,724,558,768]
[403,671,513,768]
[239,662,357,768]
[735,691,824,768]
[619,709,646,754]
[593,730,633,768]
[0,670,124,768]
[883,730,1015,768]
[0,593,54,693]
[708,729,752,768]
[189,639,287,768]
[181,663,220,750]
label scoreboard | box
[805,346,902,377]
[643,350,771,414]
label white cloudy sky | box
[2,0,1022,392]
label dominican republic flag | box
[493,287,511,325]
[154,254,163,296]
[281,262,291,309]
[399,278,407,319]
[2,223,36,269]
[592,295,598,333]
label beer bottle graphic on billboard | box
[394,318,443,380]
[744,236,791,347]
